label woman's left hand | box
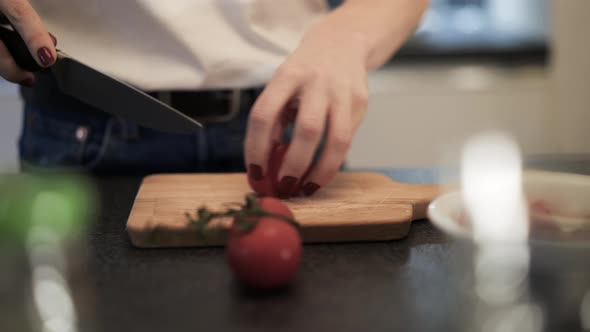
[244,24,370,198]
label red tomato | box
[530,199,553,216]
[258,196,295,219]
[528,199,560,236]
[248,141,289,197]
[226,197,301,289]
[247,141,317,198]
[268,142,289,195]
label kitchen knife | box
[0,19,203,133]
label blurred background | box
[0,0,588,171]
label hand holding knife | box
[0,11,202,133]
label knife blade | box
[0,20,202,133]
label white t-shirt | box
[31,0,328,91]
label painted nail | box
[248,164,264,181]
[37,47,54,67]
[277,176,298,198]
[18,77,34,87]
[49,33,57,46]
[302,182,320,196]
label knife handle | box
[0,14,44,72]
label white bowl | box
[427,169,590,246]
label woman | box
[0,0,427,197]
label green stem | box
[185,194,300,237]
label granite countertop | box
[85,158,590,332]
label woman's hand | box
[244,24,369,198]
[244,0,428,198]
[0,0,57,86]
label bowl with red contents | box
[429,169,590,327]
[428,169,590,247]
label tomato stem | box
[185,194,300,238]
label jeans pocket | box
[18,105,113,171]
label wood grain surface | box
[126,172,442,247]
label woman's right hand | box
[0,0,56,87]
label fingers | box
[301,85,368,196]
[244,64,301,182]
[0,39,33,85]
[246,57,369,198]
[0,0,57,67]
[276,82,329,197]
[270,101,299,142]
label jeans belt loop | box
[227,89,242,121]
[194,89,242,124]
[157,91,172,105]
[153,89,243,125]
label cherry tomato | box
[528,199,561,236]
[247,141,317,198]
[248,141,289,197]
[530,199,553,216]
[258,196,295,219]
[226,197,301,289]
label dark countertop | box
[86,157,590,332]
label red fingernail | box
[49,33,57,46]
[37,47,54,67]
[302,182,320,196]
[18,77,35,87]
[248,164,264,181]
[277,176,298,198]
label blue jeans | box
[17,78,262,175]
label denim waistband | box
[18,74,262,173]
[19,71,263,141]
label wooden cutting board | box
[126,172,442,247]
